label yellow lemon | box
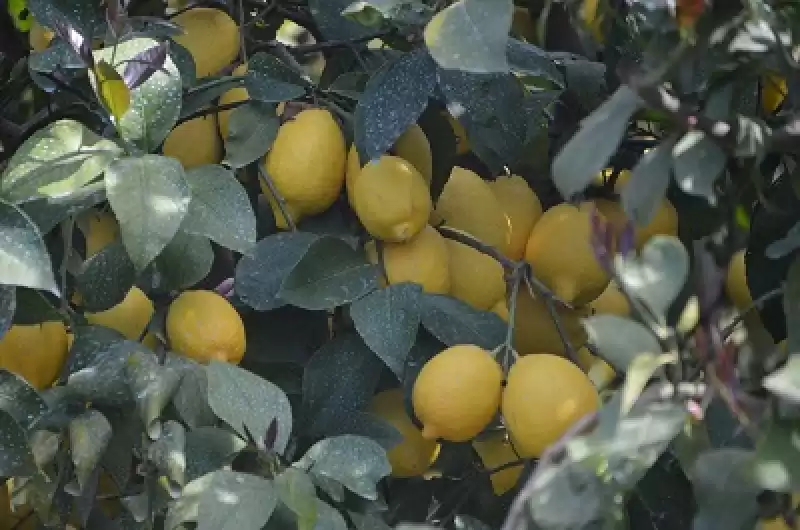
[435,167,511,254]
[588,281,630,318]
[261,108,346,227]
[0,322,68,389]
[366,225,450,294]
[217,63,249,139]
[172,7,240,78]
[413,344,503,442]
[79,208,120,258]
[725,249,752,311]
[352,155,432,242]
[162,115,223,169]
[762,73,788,115]
[445,237,506,310]
[581,197,678,250]
[166,290,246,364]
[473,433,524,495]
[489,175,543,260]
[85,286,154,341]
[503,354,600,458]
[525,203,610,306]
[510,6,537,42]
[369,388,441,477]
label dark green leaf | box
[180,76,244,120]
[424,0,512,73]
[246,52,309,103]
[419,294,505,350]
[0,409,36,477]
[561,58,608,113]
[222,102,280,169]
[0,200,58,294]
[126,350,183,439]
[0,287,15,339]
[690,448,760,530]
[167,355,217,429]
[506,38,563,87]
[672,131,726,205]
[184,426,247,483]
[279,236,379,310]
[235,232,320,311]
[754,419,800,492]
[294,435,391,500]
[206,361,293,454]
[66,337,142,406]
[12,288,61,324]
[147,420,187,487]
[21,184,106,235]
[309,0,375,41]
[241,307,328,368]
[104,154,191,271]
[66,324,126,373]
[69,409,112,492]
[1,119,122,203]
[350,283,421,378]
[552,86,642,199]
[354,49,437,163]
[0,371,47,431]
[766,221,800,260]
[28,40,85,73]
[28,0,100,37]
[75,240,136,312]
[623,137,677,227]
[169,41,197,89]
[322,411,403,450]
[154,229,214,290]
[784,257,800,356]
[582,315,661,373]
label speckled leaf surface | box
[69,409,112,492]
[184,426,247,483]
[0,200,59,294]
[0,371,48,432]
[76,240,136,311]
[126,350,184,439]
[223,102,280,169]
[308,0,375,41]
[0,410,36,477]
[0,287,14,340]
[197,470,278,530]
[420,294,505,350]
[154,229,214,290]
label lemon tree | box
[1,0,799,528]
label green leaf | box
[167,355,217,429]
[184,426,247,483]
[274,468,319,530]
[350,512,393,530]
[126,350,184,439]
[506,38,564,88]
[690,449,760,530]
[302,334,383,438]
[424,0,512,73]
[342,0,432,28]
[614,235,690,317]
[206,361,293,454]
[312,499,348,530]
[179,76,244,120]
[754,419,800,492]
[419,294,505,350]
[623,137,677,226]
[552,85,642,199]
[21,184,106,235]
[69,409,112,492]
[620,352,677,416]
[75,240,136,312]
[66,335,141,406]
[0,286,15,338]
[294,435,391,500]
[582,315,662,373]
[784,256,800,356]
[354,49,437,163]
[222,102,280,169]
[279,236,380,310]
[169,41,197,89]
[235,232,320,311]
[0,409,36,477]
[154,229,214,290]
[763,354,800,403]
[105,154,191,271]
[28,41,85,73]
[91,37,183,152]
[65,324,126,373]
[197,470,278,530]
[561,58,608,113]
[0,371,48,432]
[0,200,58,294]
[12,288,61,324]
[246,52,309,103]
[672,130,726,205]
[28,0,100,36]
[350,283,421,378]
[1,119,122,203]
[94,59,131,123]
[181,164,256,254]
[147,420,187,488]
[309,0,375,41]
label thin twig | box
[59,217,74,311]
[436,226,515,270]
[502,266,523,373]
[238,0,248,64]
[176,100,249,125]
[257,164,297,231]
[524,271,578,362]
[720,286,785,340]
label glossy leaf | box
[0,200,58,294]
[222,102,280,169]
[94,59,131,123]
[419,294,505,350]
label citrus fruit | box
[435,167,511,254]
[762,73,787,115]
[510,6,537,41]
[413,344,503,442]
[588,281,630,318]
[85,286,154,341]
[525,203,610,306]
[576,346,616,389]
[217,63,249,139]
[581,197,678,251]
[0,322,68,389]
[172,7,240,78]
[503,354,600,458]
[758,493,800,530]
[352,155,432,242]
[445,237,506,310]
[369,388,441,477]
[261,108,346,227]
[166,290,246,364]
[725,249,752,311]
[162,115,223,169]
[473,433,524,495]
[489,175,543,260]
[79,208,120,258]
[366,225,450,294]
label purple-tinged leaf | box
[617,221,636,258]
[122,41,169,90]
[50,19,93,68]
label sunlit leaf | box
[94,59,131,123]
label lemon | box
[435,167,511,254]
[762,74,788,115]
[85,286,154,341]
[489,175,543,260]
[352,155,432,242]
[366,225,450,294]
[582,197,678,251]
[575,346,616,389]
[172,7,240,78]
[758,493,800,530]
[261,108,346,226]
[369,388,441,477]
[413,344,503,442]
[473,433,524,495]
[725,249,752,311]
[510,6,537,42]
[525,203,610,306]
[79,208,120,258]
[162,115,223,169]
[503,354,600,458]
[581,0,605,43]
[0,322,68,389]
[29,19,54,52]
[588,281,630,318]
[218,63,249,139]
[166,290,246,364]
[445,237,506,310]
[494,288,588,356]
